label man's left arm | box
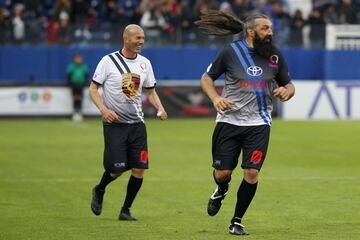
[146,88,168,120]
[272,51,295,102]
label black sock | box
[232,179,258,223]
[213,170,231,194]
[122,175,143,211]
[97,171,117,191]
[74,99,82,112]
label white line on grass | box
[0,176,358,183]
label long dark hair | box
[195,10,269,37]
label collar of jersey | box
[119,50,137,60]
[240,39,255,53]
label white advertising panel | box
[1,82,359,119]
[281,81,360,120]
[0,87,100,116]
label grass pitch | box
[0,119,359,240]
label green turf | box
[0,119,359,240]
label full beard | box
[253,33,276,58]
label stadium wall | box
[0,47,359,83]
[1,80,359,120]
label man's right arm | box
[200,73,234,115]
[89,82,118,123]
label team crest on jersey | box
[122,73,140,99]
[269,55,279,68]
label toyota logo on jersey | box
[246,66,263,77]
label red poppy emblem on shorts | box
[140,150,148,162]
[250,150,263,164]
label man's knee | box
[214,170,232,182]
[244,168,259,184]
[131,168,145,178]
[110,172,122,178]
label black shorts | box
[69,85,84,96]
[212,122,270,170]
[103,122,148,173]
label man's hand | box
[213,96,234,114]
[273,87,291,102]
[156,110,168,120]
[100,107,119,123]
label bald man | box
[89,24,167,221]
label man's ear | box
[248,29,255,37]
[246,28,255,37]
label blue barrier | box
[0,46,359,84]
[324,50,360,80]
[282,48,324,80]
